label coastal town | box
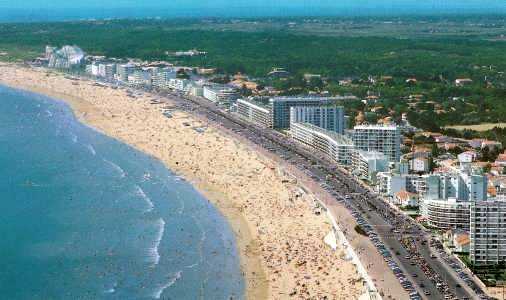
[15,44,506,299]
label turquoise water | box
[0,85,244,299]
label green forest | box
[0,18,505,134]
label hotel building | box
[237,96,355,129]
[290,105,345,134]
[352,124,401,162]
[290,122,354,165]
[203,85,239,105]
[236,98,272,128]
[470,199,506,265]
[117,63,137,82]
[420,158,488,230]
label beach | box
[0,63,365,299]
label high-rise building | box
[290,122,354,165]
[98,63,116,79]
[470,199,506,265]
[236,99,272,128]
[352,124,401,162]
[271,96,354,129]
[117,63,137,82]
[236,96,355,129]
[290,105,345,134]
[420,162,488,230]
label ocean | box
[0,1,505,22]
[0,84,244,299]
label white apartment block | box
[117,63,137,82]
[470,199,506,265]
[420,164,488,230]
[352,124,401,162]
[377,173,426,197]
[168,78,191,92]
[291,122,354,165]
[352,150,389,182]
[421,199,472,230]
[98,63,116,79]
[290,105,345,134]
[203,85,239,105]
[236,99,272,128]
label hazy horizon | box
[0,0,505,22]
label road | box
[72,75,487,300]
[148,89,487,300]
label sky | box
[0,0,505,21]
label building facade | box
[352,150,389,182]
[470,199,506,265]
[421,199,471,230]
[290,122,354,165]
[352,124,401,162]
[203,85,239,105]
[289,105,345,134]
[236,99,272,128]
[117,63,137,82]
[271,96,352,129]
[236,96,354,129]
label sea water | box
[0,85,244,299]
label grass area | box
[459,254,506,287]
[445,123,506,132]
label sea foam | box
[146,218,165,266]
[134,185,154,213]
[86,144,96,156]
[152,270,182,299]
[104,159,126,178]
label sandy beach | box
[0,63,365,299]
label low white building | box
[168,78,191,92]
[203,85,239,105]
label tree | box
[431,143,440,158]
[176,69,189,79]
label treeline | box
[1,19,506,79]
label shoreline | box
[0,72,269,300]
[0,63,364,299]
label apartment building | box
[352,124,401,162]
[290,122,354,165]
[422,199,472,230]
[236,96,354,129]
[470,199,506,265]
[271,96,353,129]
[289,105,345,134]
[117,63,137,82]
[98,63,116,79]
[236,98,272,128]
[377,173,426,197]
[203,85,239,105]
[352,150,389,182]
